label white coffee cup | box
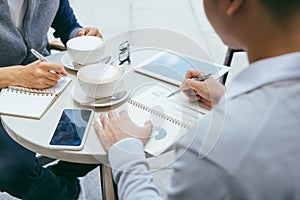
[67,36,105,65]
[77,63,124,98]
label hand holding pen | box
[15,49,68,89]
[178,70,226,108]
[167,73,211,98]
[31,49,67,77]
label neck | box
[245,17,300,63]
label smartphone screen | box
[49,109,93,147]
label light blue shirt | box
[109,52,300,200]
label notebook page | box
[128,84,201,156]
[132,85,202,126]
[127,102,188,156]
[172,92,210,115]
[0,77,71,119]
[0,89,55,119]
[49,77,72,95]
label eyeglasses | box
[119,41,131,65]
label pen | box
[167,73,211,98]
[31,48,49,62]
[31,48,63,76]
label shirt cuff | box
[108,138,146,171]
[68,27,81,40]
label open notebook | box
[127,84,209,156]
[0,77,71,119]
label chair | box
[222,48,244,84]
[47,40,67,52]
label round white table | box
[2,51,169,162]
[1,51,179,199]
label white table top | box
[1,51,181,164]
[2,42,215,165]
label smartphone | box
[48,109,94,150]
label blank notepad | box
[0,77,71,119]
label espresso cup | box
[67,36,105,65]
[77,63,124,98]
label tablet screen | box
[135,52,228,85]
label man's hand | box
[77,27,103,38]
[94,111,153,152]
[17,62,68,89]
[180,70,225,108]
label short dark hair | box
[259,0,300,20]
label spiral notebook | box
[0,77,71,119]
[127,84,209,156]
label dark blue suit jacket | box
[51,0,82,45]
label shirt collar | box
[222,52,300,101]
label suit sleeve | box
[109,136,231,200]
[166,141,231,200]
[51,0,82,45]
[109,138,163,200]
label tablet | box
[134,51,229,86]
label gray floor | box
[0,0,249,199]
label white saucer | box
[71,80,130,107]
[61,53,112,71]
[61,53,85,71]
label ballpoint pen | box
[167,73,211,98]
[31,48,49,62]
[31,48,63,76]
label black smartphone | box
[48,109,94,150]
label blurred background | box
[50,0,228,63]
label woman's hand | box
[94,111,153,152]
[77,27,103,38]
[17,62,68,89]
[180,70,225,108]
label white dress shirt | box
[108,52,300,199]
[7,0,25,29]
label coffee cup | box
[67,36,105,65]
[77,63,124,98]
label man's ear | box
[227,0,245,16]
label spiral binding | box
[128,99,190,129]
[7,86,55,96]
